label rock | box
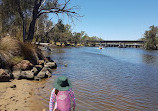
[20,60,33,71]
[38,60,44,66]
[12,63,22,71]
[34,65,43,71]
[31,67,38,76]
[34,67,48,80]
[32,65,43,76]
[46,68,52,77]
[34,67,52,80]
[21,71,34,80]
[12,70,21,80]
[44,57,54,63]
[44,62,57,69]
[10,85,16,88]
[13,60,33,71]
[0,69,11,82]
[47,68,52,73]
[64,64,68,67]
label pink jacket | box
[49,88,76,111]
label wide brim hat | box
[54,76,72,91]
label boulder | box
[12,63,22,71]
[34,65,43,71]
[13,60,33,71]
[12,70,21,80]
[46,68,52,77]
[44,62,57,69]
[20,60,33,71]
[44,57,54,63]
[0,69,11,82]
[38,60,44,66]
[21,71,34,80]
[31,67,38,76]
[34,67,47,80]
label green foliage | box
[0,0,34,40]
[0,0,102,44]
[0,0,80,42]
[47,20,104,46]
[143,25,158,50]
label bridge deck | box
[86,40,145,43]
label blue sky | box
[49,0,158,40]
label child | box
[49,76,76,111]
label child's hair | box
[55,89,59,95]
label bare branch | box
[38,9,79,18]
[38,0,82,18]
[39,0,71,12]
[61,0,71,10]
[39,0,47,9]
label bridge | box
[85,40,145,48]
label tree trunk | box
[22,19,26,42]
[27,18,37,42]
[64,41,68,46]
[54,41,57,45]
[60,42,63,46]
[26,0,40,42]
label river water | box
[36,47,158,111]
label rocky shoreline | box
[0,56,57,82]
[0,43,57,110]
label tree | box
[0,0,80,42]
[26,0,80,42]
[63,24,73,46]
[0,0,33,41]
[144,25,158,50]
[35,14,53,42]
[72,32,81,46]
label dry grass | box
[21,43,44,65]
[11,56,24,65]
[0,36,44,69]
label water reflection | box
[142,54,156,63]
[141,50,158,67]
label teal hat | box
[54,76,72,91]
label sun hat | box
[54,76,72,91]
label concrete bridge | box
[86,40,145,48]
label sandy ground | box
[0,80,45,111]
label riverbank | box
[0,37,58,110]
[0,37,57,82]
[0,80,42,111]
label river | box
[36,47,158,111]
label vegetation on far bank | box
[140,25,158,50]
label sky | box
[49,0,158,40]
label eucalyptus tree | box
[72,32,81,46]
[26,0,80,42]
[35,14,53,42]
[0,0,33,41]
[48,20,64,45]
[0,0,80,42]
[63,24,73,45]
[144,25,158,50]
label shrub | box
[0,36,44,69]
